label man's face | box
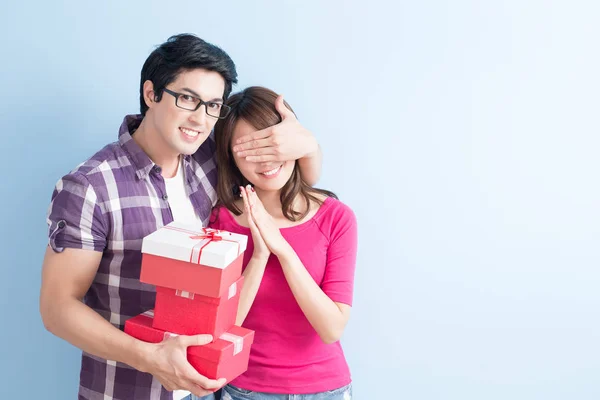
[145,68,226,157]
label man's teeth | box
[180,128,199,137]
[262,166,281,176]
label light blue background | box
[1,1,599,399]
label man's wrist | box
[302,139,320,159]
[128,338,154,373]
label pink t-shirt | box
[209,197,357,394]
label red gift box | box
[124,311,255,383]
[140,222,247,298]
[154,276,244,337]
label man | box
[39,34,321,400]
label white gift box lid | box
[141,221,248,269]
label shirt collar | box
[117,114,193,180]
[118,114,154,180]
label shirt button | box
[58,220,66,229]
[162,194,168,201]
[153,166,162,173]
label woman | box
[209,86,357,400]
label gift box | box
[124,310,255,383]
[153,276,244,337]
[140,222,247,298]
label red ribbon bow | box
[187,229,224,264]
[189,229,223,242]
[163,226,239,264]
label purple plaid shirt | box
[46,115,218,400]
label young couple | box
[40,34,357,400]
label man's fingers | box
[180,380,212,398]
[190,374,227,391]
[233,137,272,153]
[245,155,280,163]
[234,128,271,146]
[179,334,213,347]
[190,387,213,397]
[275,95,296,120]
[237,147,278,158]
[181,366,225,392]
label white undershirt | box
[163,159,201,399]
[172,390,190,400]
[164,157,202,225]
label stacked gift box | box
[125,221,254,384]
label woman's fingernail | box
[251,187,255,192]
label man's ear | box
[142,80,157,109]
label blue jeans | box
[187,393,217,400]
[221,384,352,400]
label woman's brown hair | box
[213,86,337,221]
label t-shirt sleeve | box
[208,206,223,230]
[321,203,358,306]
[46,172,108,253]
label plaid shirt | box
[46,114,218,400]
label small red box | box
[154,276,244,337]
[141,253,243,298]
[124,311,254,383]
[140,222,248,298]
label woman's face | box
[231,118,294,192]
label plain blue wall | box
[1,1,599,399]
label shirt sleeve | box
[46,172,108,253]
[321,203,358,306]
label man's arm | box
[39,247,224,396]
[297,145,322,187]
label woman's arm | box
[235,186,272,325]
[244,188,357,343]
[236,255,269,325]
[277,245,351,344]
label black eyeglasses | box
[162,88,231,119]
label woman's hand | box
[244,185,290,257]
[240,186,270,261]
